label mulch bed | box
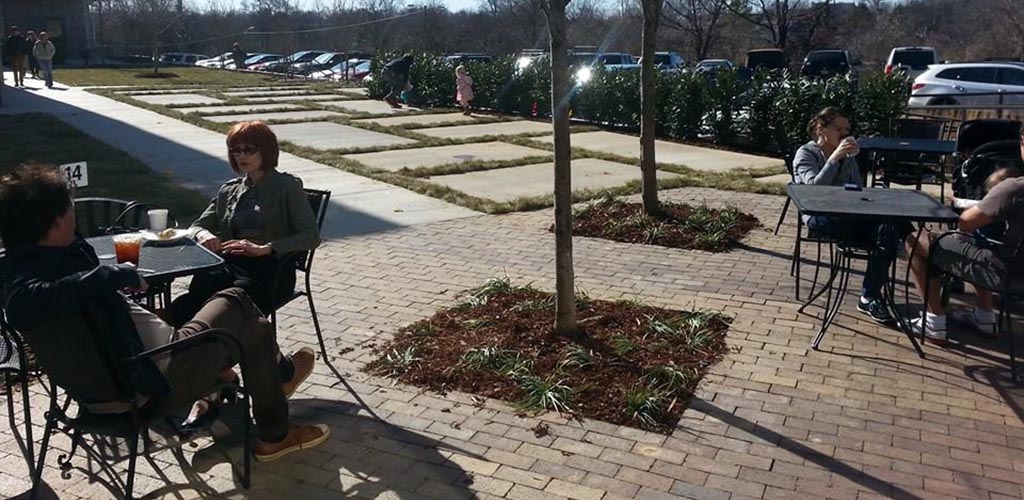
[564,197,759,252]
[365,281,731,433]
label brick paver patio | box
[2,187,1021,500]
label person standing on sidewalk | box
[5,26,29,87]
[33,31,56,88]
[25,31,40,79]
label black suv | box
[801,50,856,79]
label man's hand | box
[196,229,222,252]
[222,239,272,257]
[117,263,149,294]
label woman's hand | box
[196,229,222,252]
[222,239,272,257]
[829,137,860,163]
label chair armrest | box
[129,327,244,364]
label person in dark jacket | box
[5,26,29,87]
[0,163,330,462]
[381,54,414,108]
[231,42,247,69]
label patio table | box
[785,185,958,356]
[86,234,224,303]
[857,137,956,156]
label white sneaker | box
[950,309,996,337]
[909,316,948,344]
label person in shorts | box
[906,138,1024,343]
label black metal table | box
[86,234,224,284]
[857,137,956,155]
[785,185,959,355]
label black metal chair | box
[29,327,251,500]
[74,198,178,237]
[869,117,953,202]
[772,127,838,301]
[0,304,36,478]
[74,197,132,238]
[269,189,331,360]
[924,231,1023,382]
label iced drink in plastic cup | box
[113,233,142,265]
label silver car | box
[908,61,1024,106]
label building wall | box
[1,0,89,64]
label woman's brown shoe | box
[254,424,330,462]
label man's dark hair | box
[402,53,413,63]
[0,164,72,250]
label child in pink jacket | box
[455,65,474,116]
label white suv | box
[909,61,1024,106]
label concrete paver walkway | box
[1,77,477,238]
[343,142,551,172]
[533,131,784,172]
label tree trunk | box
[639,0,662,215]
[544,0,579,337]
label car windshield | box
[892,50,935,70]
[314,53,336,64]
[354,61,370,71]
[653,54,673,66]
[804,52,847,73]
[599,54,630,65]
[748,52,786,69]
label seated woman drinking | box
[794,107,905,324]
[170,120,321,326]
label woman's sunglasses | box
[229,146,260,156]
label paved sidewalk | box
[0,75,478,238]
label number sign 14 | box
[59,162,89,188]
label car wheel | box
[929,97,957,106]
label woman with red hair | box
[170,121,320,430]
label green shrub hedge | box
[366,52,910,152]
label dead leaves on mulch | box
[365,279,731,433]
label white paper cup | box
[147,209,169,231]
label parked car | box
[196,52,239,68]
[294,52,346,75]
[570,52,637,82]
[515,49,548,73]
[885,46,938,80]
[348,60,372,81]
[226,53,283,70]
[746,49,788,71]
[648,51,685,71]
[159,52,209,66]
[695,59,734,73]
[800,49,857,79]
[309,58,370,81]
[251,50,325,73]
[908,61,1024,106]
[444,54,493,65]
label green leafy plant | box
[517,375,574,414]
[557,346,598,371]
[624,388,664,428]
[383,346,420,376]
[644,364,697,393]
[611,334,641,356]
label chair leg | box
[242,391,252,489]
[306,283,327,362]
[1001,303,1018,383]
[774,198,790,235]
[125,426,140,500]
[18,348,34,472]
[793,219,803,301]
[29,395,57,500]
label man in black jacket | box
[381,53,414,108]
[5,26,28,87]
[0,164,330,462]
